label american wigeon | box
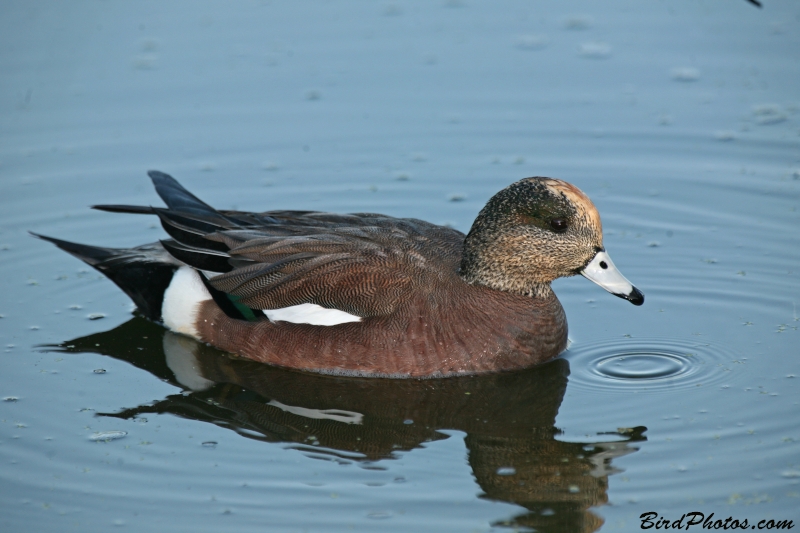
[35,171,643,378]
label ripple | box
[593,352,688,380]
[564,337,736,393]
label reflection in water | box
[49,317,646,532]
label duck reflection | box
[52,317,646,533]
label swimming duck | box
[36,171,643,378]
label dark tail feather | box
[147,170,218,217]
[31,233,118,266]
[32,233,179,322]
[92,171,219,220]
[94,171,242,249]
[154,210,231,252]
[92,205,156,215]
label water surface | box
[1,1,798,532]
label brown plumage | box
[35,171,643,378]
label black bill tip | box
[616,286,644,306]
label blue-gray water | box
[1,1,798,532]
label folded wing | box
[95,171,465,318]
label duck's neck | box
[459,253,555,299]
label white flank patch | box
[263,303,362,326]
[267,400,364,425]
[162,266,212,339]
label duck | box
[35,171,643,378]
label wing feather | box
[114,171,468,318]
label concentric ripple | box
[594,352,687,380]
[563,337,737,393]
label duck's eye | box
[549,218,568,232]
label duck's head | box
[460,177,644,305]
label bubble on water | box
[579,42,611,59]
[202,441,218,448]
[132,54,158,70]
[671,67,701,82]
[93,369,107,374]
[564,15,593,30]
[514,35,549,51]
[714,130,737,142]
[752,104,787,125]
[140,38,160,52]
[87,313,106,320]
[89,430,128,442]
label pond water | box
[1,1,799,532]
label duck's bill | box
[580,250,644,306]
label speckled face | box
[461,177,604,294]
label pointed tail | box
[32,233,180,321]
